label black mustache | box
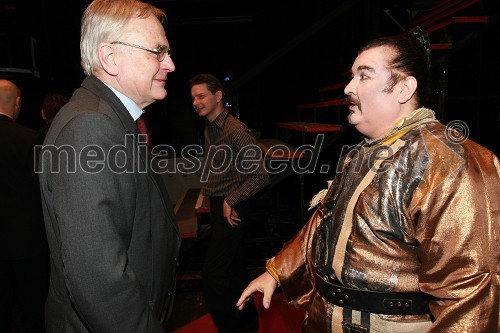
[347,96,359,105]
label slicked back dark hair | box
[359,27,431,107]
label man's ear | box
[398,76,417,104]
[15,96,21,112]
[41,109,47,122]
[215,90,223,103]
[11,95,21,121]
[99,42,119,76]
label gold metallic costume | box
[269,108,499,332]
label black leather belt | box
[314,271,430,315]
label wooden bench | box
[195,188,210,214]
[174,188,201,238]
[257,138,305,160]
[174,188,209,238]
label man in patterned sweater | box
[190,73,269,333]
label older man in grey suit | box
[38,0,180,332]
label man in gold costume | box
[237,27,499,332]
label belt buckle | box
[342,321,368,333]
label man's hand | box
[223,199,241,227]
[236,271,278,310]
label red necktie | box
[136,116,152,149]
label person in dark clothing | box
[38,92,68,139]
[0,78,49,333]
[190,74,269,333]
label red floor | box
[173,292,305,333]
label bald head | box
[0,79,22,120]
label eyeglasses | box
[111,41,171,61]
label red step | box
[411,0,480,28]
[297,98,348,110]
[276,122,342,133]
[426,15,489,33]
[318,81,349,94]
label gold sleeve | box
[265,257,280,284]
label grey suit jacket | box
[39,76,180,332]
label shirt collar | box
[209,108,229,128]
[103,83,144,121]
[0,112,13,121]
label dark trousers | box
[202,197,258,333]
[0,254,49,333]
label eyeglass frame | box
[111,41,171,61]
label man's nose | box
[161,55,175,72]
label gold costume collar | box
[364,107,436,149]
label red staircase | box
[412,0,489,45]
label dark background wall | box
[1,0,499,156]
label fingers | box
[224,208,241,227]
[230,208,241,226]
[230,207,241,223]
[226,216,238,227]
[262,292,273,309]
[223,211,236,226]
[236,296,251,310]
[261,273,278,309]
[237,272,278,311]
[236,288,253,310]
[222,202,241,227]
